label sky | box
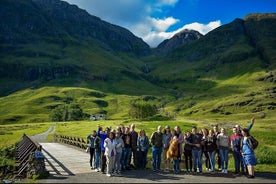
[63,0,276,48]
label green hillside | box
[0,0,275,125]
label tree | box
[49,102,84,122]
[129,101,158,119]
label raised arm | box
[246,117,255,132]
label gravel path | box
[30,125,56,143]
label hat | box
[165,125,170,129]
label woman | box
[104,132,116,177]
[241,128,258,178]
[173,126,184,173]
[114,131,124,174]
[206,129,217,172]
[217,128,230,174]
[137,129,149,169]
[162,125,172,172]
[201,128,210,171]
[87,130,96,169]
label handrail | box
[54,134,89,150]
[14,134,41,178]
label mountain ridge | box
[0,0,275,124]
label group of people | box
[86,118,257,179]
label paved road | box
[28,126,276,183]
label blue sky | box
[64,0,276,47]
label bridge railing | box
[14,134,40,178]
[54,134,89,150]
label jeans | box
[219,149,229,170]
[233,150,244,173]
[152,146,162,170]
[173,158,180,173]
[114,152,122,172]
[122,148,131,168]
[192,149,202,172]
[89,148,95,168]
[208,151,216,171]
[94,151,101,169]
[139,150,148,169]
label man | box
[130,124,138,168]
[231,126,244,174]
[191,126,203,173]
[150,125,163,172]
[97,126,110,174]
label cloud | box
[181,20,221,35]
[139,20,221,48]
[63,0,220,48]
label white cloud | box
[63,0,221,48]
[181,20,221,35]
[151,17,180,32]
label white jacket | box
[104,138,116,157]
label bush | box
[257,146,276,164]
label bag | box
[86,147,90,153]
[248,136,258,150]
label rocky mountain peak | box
[156,29,203,54]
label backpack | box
[247,136,258,150]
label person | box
[236,117,255,134]
[34,145,44,159]
[150,125,163,172]
[137,129,149,170]
[230,126,244,174]
[87,130,96,169]
[167,136,180,174]
[235,117,255,175]
[97,126,110,174]
[183,131,193,173]
[162,125,172,172]
[201,128,210,171]
[130,124,138,168]
[104,132,116,177]
[191,126,203,173]
[94,133,101,172]
[173,126,184,173]
[114,131,124,175]
[217,128,230,174]
[241,128,258,178]
[213,124,221,170]
[206,129,217,172]
[122,127,132,170]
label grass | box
[1,118,275,172]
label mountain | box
[0,0,275,124]
[0,0,150,55]
[0,0,156,96]
[156,29,202,54]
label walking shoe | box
[106,173,111,177]
[247,175,255,179]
